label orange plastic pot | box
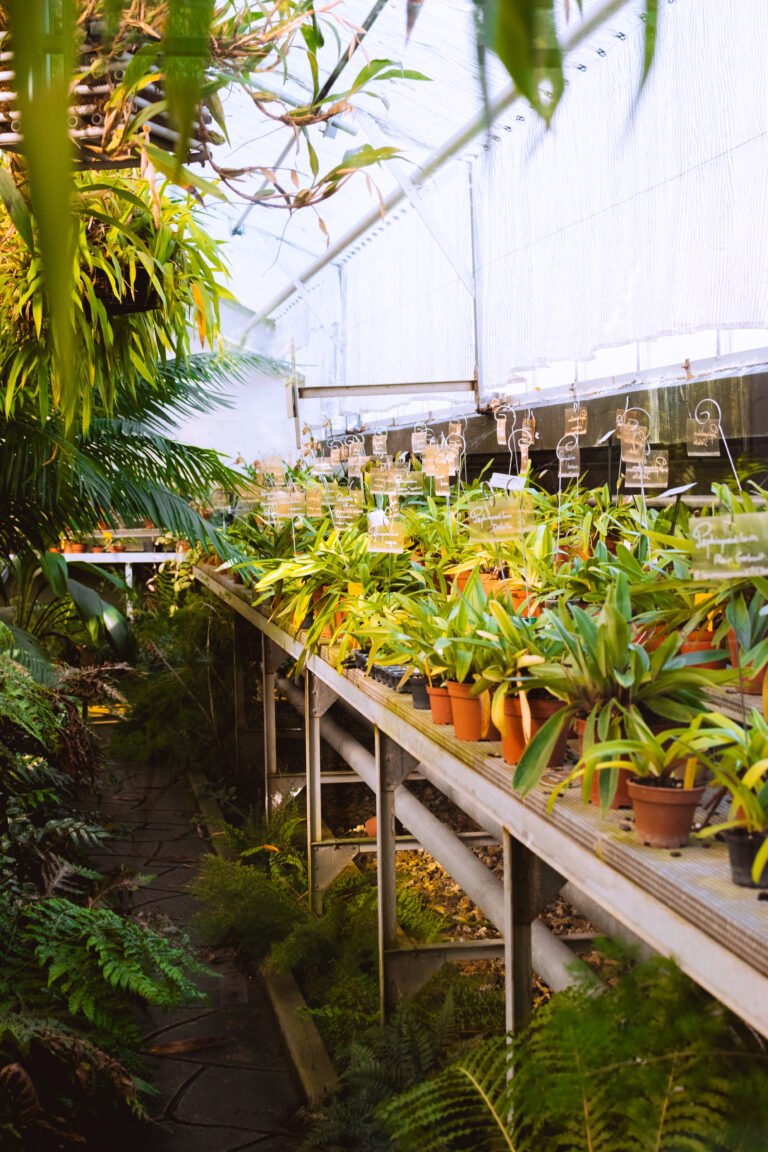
[446,682,487,742]
[427,684,453,726]
[454,570,505,597]
[501,696,570,766]
[627,780,704,848]
[727,629,766,695]
[680,629,726,669]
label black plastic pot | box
[725,828,768,888]
[410,674,430,710]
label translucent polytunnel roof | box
[200,0,514,317]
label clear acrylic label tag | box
[692,512,768,579]
[558,442,581,479]
[565,406,588,436]
[686,417,720,457]
[411,429,427,454]
[367,521,406,553]
[624,451,669,489]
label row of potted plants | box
[230,476,768,888]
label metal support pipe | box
[277,676,588,992]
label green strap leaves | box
[165,0,215,168]
[7,0,76,424]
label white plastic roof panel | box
[203,0,512,313]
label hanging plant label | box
[367,521,406,553]
[522,415,536,439]
[558,442,581,479]
[495,413,507,445]
[334,489,364,527]
[310,457,335,476]
[468,494,535,541]
[411,428,427,453]
[620,425,648,463]
[305,487,324,517]
[371,432,388,457]
[434,472,450,496]
[436,447,458,477]
[322,483,339,508]
[369,462,407,495]
[330,446,342,465]
[422,443,437,477]
[348,441,363,458]
[348,455,369,479]
[624,452,669,489]
[392,470,424,497]
[449,420,463,436]
[691,512,768,579]
[565,406,588,436]
[686,417,720,456]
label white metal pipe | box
[243,0,634,333]
[277,676,588,991]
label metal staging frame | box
[196,566,768,1039]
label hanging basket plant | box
[0,165,228,426]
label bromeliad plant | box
[513,573,734,799]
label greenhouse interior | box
[2,0,768,1149]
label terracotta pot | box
[634,625,666,652]
[627,780,704,848]
[109,543,126,553]
[68,542,86,553]
[47,546,62,554]
[90,545,105,553]
[589,766,633,809]
[505,587,542,617]
[446,681,487,742]
[427,684,453,726]
[727,629,767,695]
[681,629,726,669]
[454,569,504,597]
[725,828,768,888]
[501,696,569,767]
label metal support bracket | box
[383,939,505,1003]
[380,735,419,789]
[307,677,338,718]
[312,840,360,890]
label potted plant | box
[426,572,506,742]
[695,709,768,887]
[558,718,710,847]
[715,581,768,697]
[513,574,735,805]
[472,603,568,767]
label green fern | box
[0,898,208,1045]
[380,949,768,1152]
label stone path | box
[92,753,304,1152]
